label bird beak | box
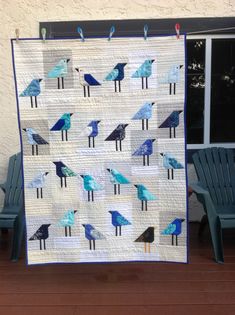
[82,224,86,227]
[75,68,79,72]
[74,210,77,214]
[80,175,84,178]
[134,185,138,188]
[70,113,73,116]
[180,65,183,69]
[108,211,112,213]
[125,124,129,128]
[151,102,155,106]
[151,60,155,63]
[106,169,111,172]
[48,224,51,227]
[23,128,26,132]
[160,153,163,156]
[152,139,156,142]
[97,120,101,124]
[45,172,49,175]
[39,79,43,82]
[181,219,185,222]
[178,110,183,114]
[67,59,70,63]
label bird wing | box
[50,119,65,131]
[159,112,179,128]
[116,215,131,226]
[47,62,67,78]
[114,173,130,184]
[133,144,148,156]
[90,228,105,240]
[61,166,77,177]
[29,229,43,240]
[168,157,184,169]
[32,134,49,145]
[142,189,157,201]
[84,74,101,86]
[132,104,152,120]
[27,174,44,188]
[132,63,152,78]
[20,81,40,97]
[89,179,103,191]
[162,223,176,235]
[105,128,120,141]
[59,212,74,227]
[105,69,118,81]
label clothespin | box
[108,26,115,41]
[41,28,46,43]
[175,23,180,39]
[15,29,19,43]
[144,24,148,40]
[77,26,85,42]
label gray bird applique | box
[27,171,49,198]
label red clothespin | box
[175,23,180,39]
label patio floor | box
[0,223,235,315]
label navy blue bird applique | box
[75,68,101,97]
[105,63,127,92]
[87,120,100,148]
[20,79,42,108]
[82,224,106,250]
[105,124,128,151]
[159,111,182,138]
[53,161,77,188]
[160,153,184,180]
[109,211,131,236]
[132,139,155,166]
[23,128,49,156]
[50,113,73,141]
[135,227,155,253]
[29,224,51,250]
[162,218,185,246]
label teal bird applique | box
[58,210,77,237]
[20,79,42,108]
[47,58,70,89]
[134,184,157,211]
[50,113,73,141]
[132,59,155,89]
[107,168,130,195]
[80,175,104,202]
[160,153,184,180]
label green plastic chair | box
[191,147,235,263]
[0,152,24,261]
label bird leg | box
[91,191,94,202]
[30,96,33,108]
[119,226,121,236]
[87,86,90,97]
[169,127,172,138]
[40,188,43,198]
[118,184,120,195]
[35,96,38,108]
[36,188,39,199]
[147,155,149,166]
[143,155,146,166]
[144,243,147,253]
[169,83,172,95]
[173,127,176,138]
[171,169,174,180]
[69,226,71,237]
[115,140,118,151]
[142,119,144,130]
[176,235,178,246]
[167,169,170,180]
[36,145,38,156]
[58,78,60,89]
[145,201,148,211]
[118,81,121,92]
[93,240,95,250]
[62,77,64,89]
[60,177,63,188]
[115,226,117,236]
[141,200,144,211]
[32,145,34,156]
[172,234,174,246]
[88,137,91,148]
[146,77,148,89]
[146,119,148,130]
[64,177,67,188]
[114,80,117,93]
[141,77,144,90]
[92,137,95,148]
[88,191,90,202]
[119,140,122,151]
[173,83,176,95]
[114,184,117,195]
[83,86,86,97]
[89,240,91,250]
[61,130,64,141]
[65,226,67,237]
[39,239,42,250]
[65,130,68,141]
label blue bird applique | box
[27,171,49,199]
[29,224,51,250]
[132,59,155,89]
[104,63,127,92]
[23,128,49,156]
[132,139,156,166]
[80,175,104,202]
[159,64,183,95]
[162,218,185,246]
[107,168,131,195]
[109,211,131,236]
[20,79,42,108]
[50,113,73,141]
[160,153,184,180]
[87,120,101,148]
[132,102,155,130]
[53,161,77,188]
[159,110,182,138]
[134,184,157,211]
[75,68,101,97]
[82,224,106,250]
[58,210,77,237]
[47,58,70,89]
[105,124,128,151]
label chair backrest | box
[3,152,23,207]
[192,147,235,206]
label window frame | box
[187,34,235,150]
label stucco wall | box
[0,0,234,219]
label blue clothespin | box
[108,26,115,41]
[77,26,85,42]
[144,24,148,40]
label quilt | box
[12,35,187,264]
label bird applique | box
[132,102,155,130]
[29,224,51,250]
[160,153,184,180]
[105,124,128,151]
[159,110,182,138]
[162,218,185,246]
[135,227,155,253]
[53,161,77,188]
[160,64,183,95]
[104,63,127,92]
[109,211,131,236]
[134,184,157,211]
[27,171,49,199]
[23,128,49,156]
[87,120,100,148]
[50,113,73,141]
[82,224,106,250]
[58,210,77,237]
[47,58,70,89]
[20,79,42,108]
[107,168,131,195]
[75,68,101,97]
[132,139,156,166]
[80,175,104,202]
[132,59,155,89]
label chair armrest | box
[0,183,6,193]
[189,182,209,195]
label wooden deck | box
[0,223,235,315]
